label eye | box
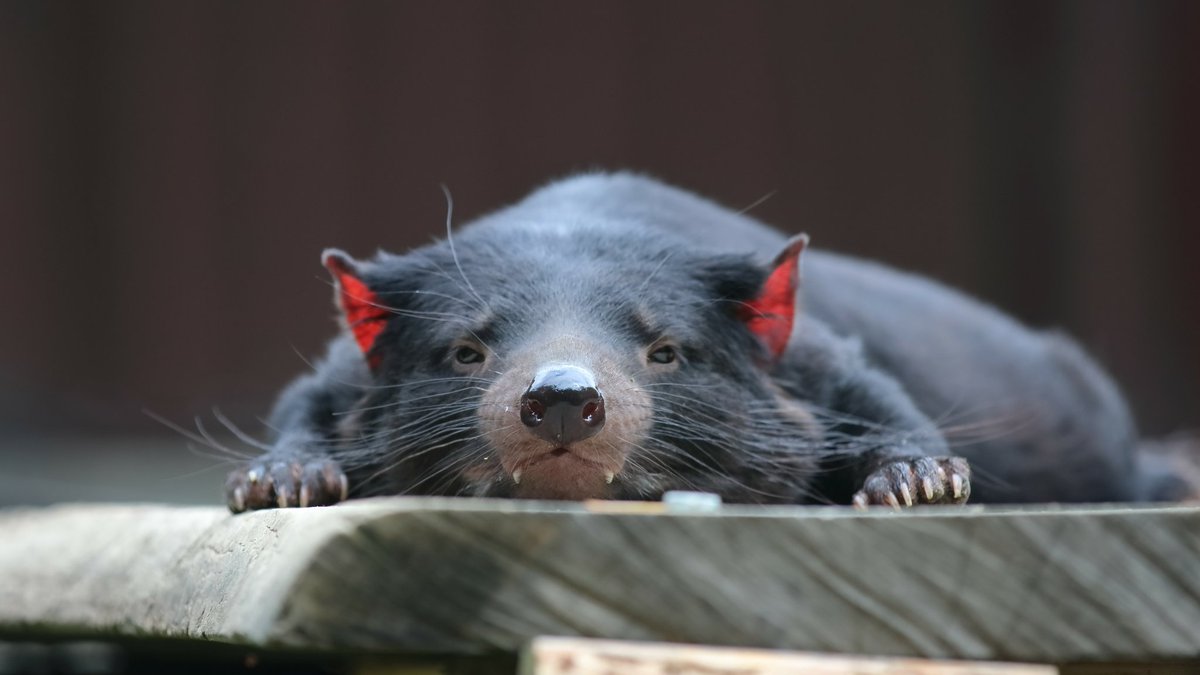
[648,345,677,365]
[454,345,485,365]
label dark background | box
[1,1,1198,503]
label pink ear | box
[322,249,389,368]
[739,234,809,359]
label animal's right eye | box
[454,346,485,365]
[648,345,677,365]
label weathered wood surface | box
[0,499,1197,664]
[520,637,1059,675]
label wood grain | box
[0,500,1197,664]
[520,637,1058,675]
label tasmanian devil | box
[224,172,1188,513]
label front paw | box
[225,457,348,513]
[852,456,970,509]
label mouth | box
[505,446,619,500]
[512,447,616,486]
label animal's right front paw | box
[225,458,348,513]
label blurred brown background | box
[1,1,1198,504]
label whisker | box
[440,184,492,317]
[142,408,256,461]
[211,407,272,452]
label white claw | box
[923,477,935,502]
[852,493,868,510]
[605,472,615,484]
[246,469,259,484]
[276,492,289,509]
[899,483,913,507]
[512,470,522,485]
[232,487,246,512]
[884,492,902,509]
[952,474,964,499]
[338,474,349,502]
[299,485,310,508]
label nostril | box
[581,397,605,427]
[527,398,545,417]
[520,397,545,427]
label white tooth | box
[512,470,522,485]
[605,472,614,484]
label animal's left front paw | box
[852,456,970,509]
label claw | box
[852,493,868,510]
[338,474,349,501]
[299,485,310,508]
[952,473,964,499]
[276,491,288,509]
[232,487,246,513]
[922,477,934,502]
[246,470,259,484]
[899,482,913,506]
[884,492,901,509]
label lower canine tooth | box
[604,472,614,484]
[512,470,522,485]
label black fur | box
[226,172,1176,511]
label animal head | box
[322,222,818,502]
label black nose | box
[520,365,606,445]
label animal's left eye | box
[454,346,485,364]
[648,345,677,365]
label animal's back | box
[508,172,1142,502]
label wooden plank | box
[0,499,1197,664]
[520,637,1058,675]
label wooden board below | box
[0,499,1197,664]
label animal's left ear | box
[739,234,809,360]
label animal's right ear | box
[322,249,390,369]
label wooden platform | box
[0,499,1197,668]
[520,637,1059,675]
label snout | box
[476,341,650,499]
[520,364,606,445]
